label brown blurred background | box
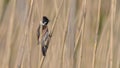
[0,0,120,68]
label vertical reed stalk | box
[74,0,87,52]
[92,0,101,68]
[116,42,120,68]
[15,0,34,67]
[110,0,116,68]
[78,1,86,68]
[51,0,64,34]
[38,0,44,67]
[73,0,87,68]
[54,0,58,13]
[2,0,16,68]
[28,0,34,68]
[61,0,71,67]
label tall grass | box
[0,0,119,68]
[2,0,16,68]
[92,0,101,68]
[74,0,86,68]
[61,0,70,67]
[110,0,116,68]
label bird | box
[37,16,51,56]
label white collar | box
[40,20,47,26]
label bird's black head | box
[42,16,49,26]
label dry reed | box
[92,0,101,68]
[61,0,71,67]
[2,0,16,68]
[110,0,116,68]
[0,0,120,68]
